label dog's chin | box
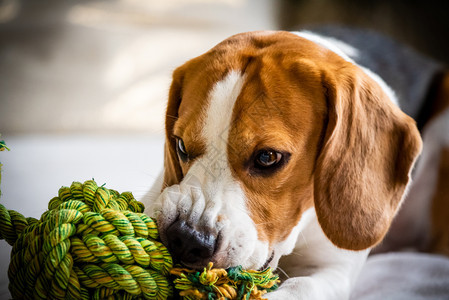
[213,245,274,271]
[177,259,214,270]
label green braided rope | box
[0,174,279,299]
[0,180,173,300]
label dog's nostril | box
[191,248,201,257]
[166,220,217,265]
[172,237,183,248]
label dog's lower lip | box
[260,251,275,270]
[179,261,205,270]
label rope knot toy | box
[0,141,279,299]
[0,180,173,299]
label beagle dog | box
[144,29,449,299]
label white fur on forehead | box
[202,70,245,155]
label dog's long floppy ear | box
[163,67,185,188]
[315,65,423,251]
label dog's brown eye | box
[176,138,188,161]
[255,150,282,168]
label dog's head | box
[152,31,422,270]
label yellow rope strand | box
[172,262,279,300]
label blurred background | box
[0,0,447,297]
[1,0,448,136]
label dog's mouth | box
[180,248,275,272]
[260,250,275,271]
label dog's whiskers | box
[276,266,290,280]
[299,231,308,249]
[166,114,179,121]
[288,250,304,257]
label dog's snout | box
[166,220,217,265]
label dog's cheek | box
[270,208,316,267]
[206,189,271,269]
[229,218,270,269]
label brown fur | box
[426,72,449,255]
[316,65,422,250]
[429,148,449,255]
[227,47,327,243]
[163,31,423,251]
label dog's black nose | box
[166,220,217,265]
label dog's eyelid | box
[253,147,291,159]
[172,135,189,162]
[246,148,291,177]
